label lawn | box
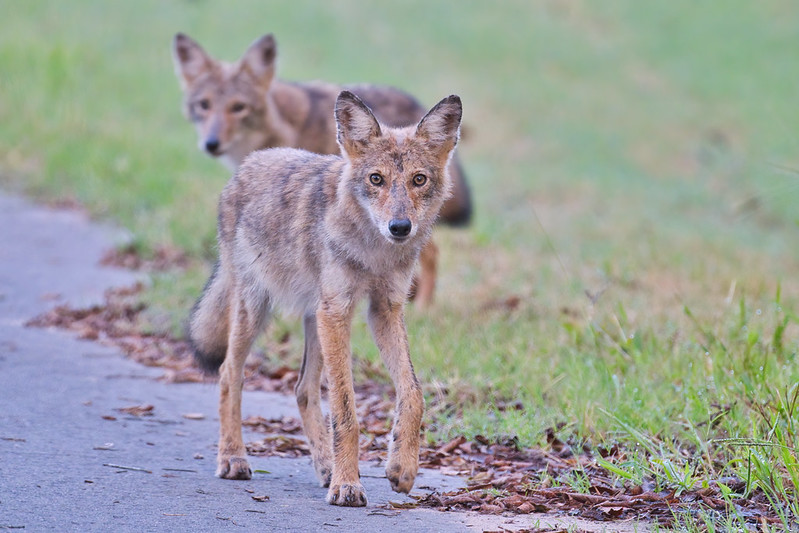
[3,1,799,528]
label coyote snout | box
[368,184,420,243]
[201,120,223,156]
[389,218,412,239]
[188,90,462,506]
[204,139,220,155]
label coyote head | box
[172,33,277,170]
[335,91,462,244]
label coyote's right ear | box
[335,91,382,157]
[172,33,215,89]
[239,34,277,88]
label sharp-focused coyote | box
[189,90,462,506]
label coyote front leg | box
[295,314,333,487]
[367,295,424,493]
[316,297,366,506]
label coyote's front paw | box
[326,483,367,506]
[216,455,252,480]
[386,457,418,493]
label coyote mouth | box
[388,234,411,244]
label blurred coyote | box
[188,91,462,506]
[172,32,471,307]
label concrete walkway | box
[0,194,537,532]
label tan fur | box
[173,32,472,307]
[188,91,462,506]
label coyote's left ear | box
[415,95,462,156]
[239,34,277,88]
[335,91,382,157]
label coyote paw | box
[326,483,367,507]
[313,460,333,488]
[216,456,252,480]
[386,459,417,494]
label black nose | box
[205,139,220,154]
[388,218,412,238]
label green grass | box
[3,0,799,527]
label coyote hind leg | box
[216,291,270,480]
[295,314,333,486]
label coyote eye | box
[198,99,211,111]
[412,174,427,186]
[369,173,383,186]
[230,102,247,113]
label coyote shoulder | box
[188,90,462,506]
[173,32,471,306]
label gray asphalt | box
[0,194,527,532]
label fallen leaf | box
[388,501,418,509]
[436,435,467,456]
[116,404,154,417]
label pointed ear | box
[172,33,214,89]
[415,95,462,156]
[239,34,277,88]
[335,91,382,157]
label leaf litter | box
[25,281,789,529]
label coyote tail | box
[187,261,231,374]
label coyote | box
[188,91,462,506]
[172,32,471,307]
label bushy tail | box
[438,157,472,227]
[188,261,231,374]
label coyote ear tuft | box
[335,91,382,157]
[415,95,462,155]
[173,33,214,88]
[240,33,277,88]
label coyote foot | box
[216,456,252,480]
[326,483,367,506]
[386,458,417,493]
[313,460,332,487]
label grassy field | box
[3,0,799,527]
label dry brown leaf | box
[436,435,467,456]
[388,501,418,509]
[116,404,154,417]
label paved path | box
[0,194,533,532]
